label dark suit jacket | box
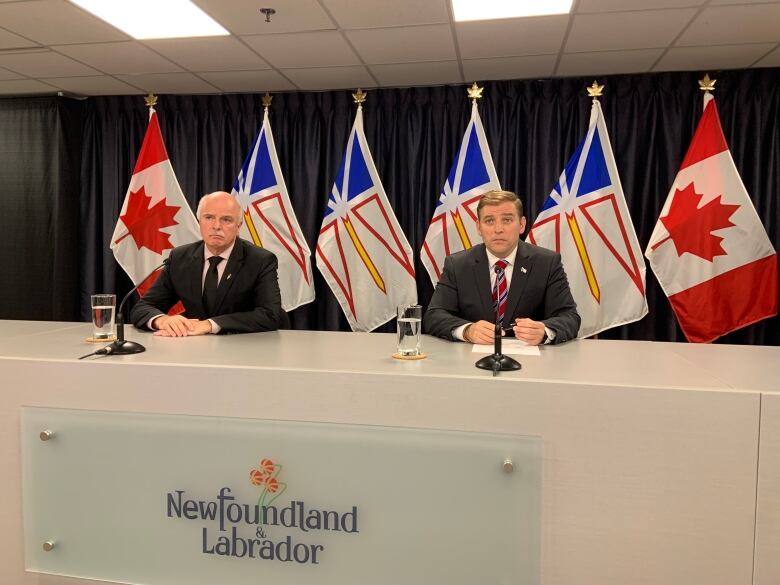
[130,239,283,334]
[423,242,580,343]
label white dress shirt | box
[149,242,236,334]
[452,244,555,343]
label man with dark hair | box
[424,190,580,345]
[130,191,282,336]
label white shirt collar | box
[204,241,235,262]
[485,243,519,269]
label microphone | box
[95,258,169,357]
[475,264,521,375]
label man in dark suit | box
[424,190,580,345]
[130,191,282,336]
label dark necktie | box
[203,256,223,316]
[492,259,508,326]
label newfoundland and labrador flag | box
[232,109,314,312]
[111,109,199,296]
[645,93,778,342]
[316,105,417,332]
[528,100,647,338]
[421,101,501,284]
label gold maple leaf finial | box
[144,93,158,108]
[586,81,604,99]
[262,92,273,109]
[467,82,484,101]
[352,88,367,105]
[699,73,716,93]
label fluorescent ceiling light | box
[69,0,229,39]
[452,0,573,22]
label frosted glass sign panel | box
[22,407,541,585]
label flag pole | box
[698,73,716,110]
[144,93,157,119]
[241,93,274,248]
[342,88,385,292]
[448,82,486,249]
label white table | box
[1,320,778,585]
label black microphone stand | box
[475,320,522,375]
[475,268,521,376]
[82,259,168,358]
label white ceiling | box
[0,0,778,96]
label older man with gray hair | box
[130,191,283,336]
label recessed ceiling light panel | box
[452,0,573,22]
[69,0,229,39]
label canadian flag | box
[110,109,200,296]
[645,93,778,342]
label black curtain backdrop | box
[2,68,778,344]
[0,96,82,321]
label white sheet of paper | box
[471,339,541,356]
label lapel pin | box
[226,274,232,280]
[520,266,527,274]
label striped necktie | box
[492,259,508,326]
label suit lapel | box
[471,245,494,319]
[184,242,207,317]
[505,241,533,320]
[213,240,245,314]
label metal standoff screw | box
[39,430,53,441]
[43,540,55,552]
[502,459,514,473]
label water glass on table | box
[91,294,116,340]
[396,304,422,357]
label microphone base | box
[475,353,521,372]
[106,339,146,355]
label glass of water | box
[91,294,116,340]
[396,304,422,356]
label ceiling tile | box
[0,51,99,77]
[462,55,557,82]
[0,66,25,80]
[677,4,780,46]
[144,37,269,71]
[281,65,375,90]
[566,9,697,52]
[40,75,143,96]
[577,0,705,11]
[753,46,780,68]
[346,25,455,65]
[194,0,336,35]
[115,73,219,94]
[0,0,128,45]
[456,16,568,59]
[0,26,39,50]
[557,49,664,77]
[54,42,182,75]
[321,0,449,29]
[370,61,462,87]
[198,70,296,93]
[243,31,360,68]
[0,78,57,94]
[654,43,776,72]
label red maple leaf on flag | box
[655,182,740,261]
[114,185,181,255]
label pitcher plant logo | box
[249,458,287,508]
